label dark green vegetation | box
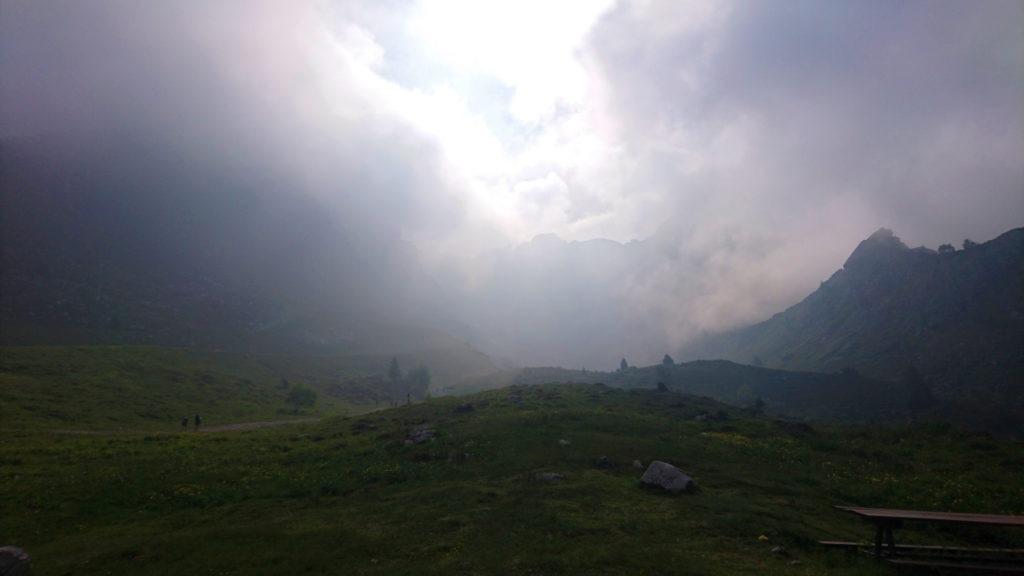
[511,361,915,423]
[0,346,489,431]
[683,228,1024,434]
[0,346,342,431]
[3,383,1022,575]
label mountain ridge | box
[680,226,1024,430]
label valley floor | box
[2,384,1022,575]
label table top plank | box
[836,506,1024,527]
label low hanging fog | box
[3,1,1022,369]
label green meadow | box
[3,362,1022,575]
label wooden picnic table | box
[833,506,1024,562]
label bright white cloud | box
[328,0,631,247]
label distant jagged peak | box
[528,233,566,246]
[867,227,898,241]
[843,227,910,270]
[518,233,630,253]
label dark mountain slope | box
[512,360,915,424]
[0,138,475,359]
[681,227,1024,428]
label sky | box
[3,0,1023,367]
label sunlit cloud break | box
[2,0,1021,367]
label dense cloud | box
[1,2,464,242]
[2,1,1022,368]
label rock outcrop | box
[640,461,697,493]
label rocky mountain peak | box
[843,227,910,271]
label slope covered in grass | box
[0,345,499,431]
[511,360,917,424]
[0,346,325,430]
[3,384,1021,575]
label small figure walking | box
[194,414,202,430]
[180,416,188,430]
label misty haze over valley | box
[1,1,1022,574]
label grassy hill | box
[2,383,1021,575]
[0,345,494,431]
[505,360,919,424]
[0,346,343,431]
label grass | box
[0,346,357,430]
[0,345,495,431]
[2,383,1022,575]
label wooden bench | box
[822,506,1024,571]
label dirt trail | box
[47,417,321,436]
[197,418,320,432]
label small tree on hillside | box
[388,357,403,383]
[963,238,978,250]
[407,366,432,398]
[662,354,675,366]
[619,358,629,372]
[753,397,766,415]
[286,384,317,413]
[937,243,955,255]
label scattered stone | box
[454,403,475,414]
[770,546,788,556]
[787,559,802,566]
[558,438,571,446]
[350,420,377,434]
[535,472,564,482]
[693,413,710,422]
[640,461,697,493]
[594,455,612,469]
[632,460,644,470]
[0,546,31,576]
[405,424,435,445]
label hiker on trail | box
[194,414,202,429]
[181,417,188,430]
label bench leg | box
[874,524,884,559]
[884,526,896,557]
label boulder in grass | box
[405,425,435,445]
[0,546,31,576]
[640,461,697,493]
